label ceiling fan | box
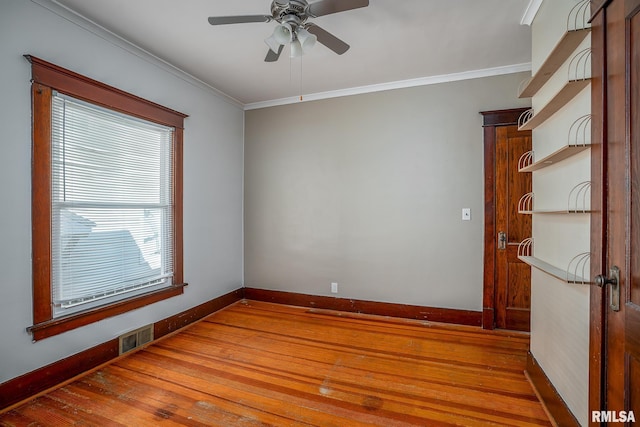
[208,0,369,62]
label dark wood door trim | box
[480,108,530,330]
[589,1,607,421]
[589,0,640,420]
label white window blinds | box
[51,92,175,315]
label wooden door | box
[495,125,532,331]
[481,110,532,331]
[591,0,640,422]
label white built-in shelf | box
[518,80,590,130]
[517,238,591,284]
[517,182,591,214]
[519,48,592,131]
[519,145,590,172]
[518,115,592,172]
[518,0,591,98]
[518,28,591,98]
[515,1,593,288]
[518,256,591,284]
[518,208,591,214]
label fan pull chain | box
[300,55,303,101]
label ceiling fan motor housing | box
[271,0,310,26]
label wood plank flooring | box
[0,300,551,426]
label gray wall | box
[245,73,530,310]
[0,0,244,383]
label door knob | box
[498,231,507,250]
[595,266,620,312]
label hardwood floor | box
[0,300,551,426]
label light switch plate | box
[462,208,471,221]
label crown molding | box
[30,0,244,109]
[521,0,543,26]
[244,63,532,111]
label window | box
[28,56,187,340]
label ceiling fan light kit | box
[296,27,317,51]
[208,0,369,62]
[265,33,283,54]
[272,22,293,45]
[290,39,304,58]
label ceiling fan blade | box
[307,0,369,17]
[265,45,284,62]
[306,24,350,55]
[208,15,272,25]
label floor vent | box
[119,324,154,355]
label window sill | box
[28,283,187,341]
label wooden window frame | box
[27,55,187,341]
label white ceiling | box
[53,0,533,108]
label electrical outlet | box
[331,282,338,293]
